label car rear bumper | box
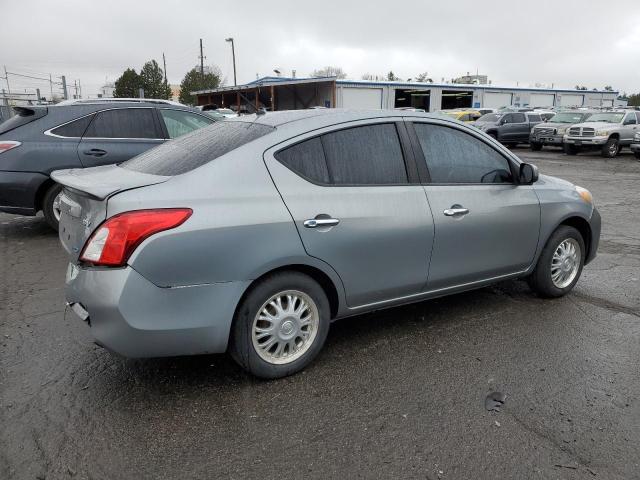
[65,264,250,357]
[0,171,49,215]
[586,207,601,265]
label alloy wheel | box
[550,238,581,289]
[251,290,319,365]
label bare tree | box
[310,66,347,79]
[415,72,433,83]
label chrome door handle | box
[304,218,340,228]
[443,207,469,217]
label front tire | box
[528,226,585,298]
[601,137,619,158]
[634,151,640,160]
[564,144,579,155]
[229,272,330,379]
[42,183,63,232]
[530,142,543,151]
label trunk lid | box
[52,164,170,260]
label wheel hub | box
[551,238,581,289]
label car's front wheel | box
[42,183,63,231]
[564,144,580,155]
[229,272,330,379]
[634,151,640,160]
[528,225,585,298]
[530,142,543,151]
[601,137,620,158]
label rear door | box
[500,112,528,142]
[264,120,435,308]
[408,121,540,290]
[78,107,164,167]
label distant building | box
[98,81,115,98]
[454,73,489,85]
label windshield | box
[586,113,625,123]
[477,113,501,122]
[121,121,274,176]
[216,108,235,115]
[552,112,590,123]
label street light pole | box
[225,37,237,86]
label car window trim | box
[81,106,165,141]
[273,121,416,188]
[407,120,519,186]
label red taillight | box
[0,141,21,154]
[79,209,192,267]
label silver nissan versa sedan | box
[54,109,601,379]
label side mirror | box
[519,163,539,185]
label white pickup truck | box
[563,110,640,158]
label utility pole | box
[49,74,54,101]
[61,75,68,100]
[36,88,41,103]
[226,38,237,86]
[162,52,168,85]
[74,80,78,99]
[199,39,205,79]
[78,79,82,99]
[3,66,11,98]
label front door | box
[78,107,164,167]
[409,121,540,291]
[264,121,435,308]
[500,112,528,143]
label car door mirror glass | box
[519,163,539,184]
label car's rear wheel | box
[530,142,543,151]
[634,151,640,160]
[42,183,63,232]
[528,225,585,298]
[601,137,620,158]
[564,144,579,155]
[229,271,330,379]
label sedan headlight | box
[634,132,640,141]
[575,186,593,204]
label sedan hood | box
[51,164,169,200]
[536,173,574,188]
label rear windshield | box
[0,107,47,135]
[477,113,501,122]
[120,120,274,176]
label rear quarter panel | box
[111,139,345,304]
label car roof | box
[57,98,186,107]
[233,108,456,128]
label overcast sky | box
[3,0,640,97]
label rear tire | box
[42,183,63,232]
[229,271,330,379]
[530,142,543,151]
[601,137,619,158]
[564,144,579,155]
[528,226,585,298]
[634,152,640,160]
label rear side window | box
[50,114,94,137]
[527,113,542,122]
[276,124,408,185]
[511,113,526,123]
[121,121,274,176]
[275,137,330,183]
[84,108,158,139]
[322,124,407,184]
[414,123,513,184]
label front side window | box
[413,123,513,184]
[84,108,158,139]
[527,114,542,122]
[160,109,215,139]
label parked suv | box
[56,109,600,379]
[472,111,543,146]
[530,110,594,151]
[0,100,215,229]
[563,110,640,157]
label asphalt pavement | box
[1,147,639,480]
